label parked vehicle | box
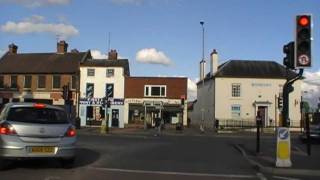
[300,123,320,141]
[0,103,76,169]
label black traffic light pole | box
[282,68,303,127]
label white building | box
[79,50,130,128]
[190,49,302,129]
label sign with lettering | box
[80,98,124,106]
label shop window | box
[144,85,166,97]
[232,83,241,97]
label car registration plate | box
[30,146,55,154]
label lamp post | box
[200,21,205,133]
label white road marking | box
[273,176,301,180]
[256,172,268,180]
[44,176,61,180]
[88,166,256,178]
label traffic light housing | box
[102,97,106,108]
[295,15,312,68]
[181,97,185,106]
[283,41,295,69]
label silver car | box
[0,103,76,169]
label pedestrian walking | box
[154,116,161,136]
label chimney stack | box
[108,49,118,60]
[210,49,218,76]
[57,40,68,54]
[8,43,18,54]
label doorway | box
[257,106,268,127]
[111,109,119,127]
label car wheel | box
[60,157,75,169]
[0,158,10,170]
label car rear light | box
[33,103,46,109]
[65,127,76,137]
[0,123,17,135]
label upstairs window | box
[87,69,95,77]
[38,75,46,89]
[144,85,166,97]
[232,84,241,97]
[0,76,4,89]
[106,69,114,77]
[52,75,61,89]
[24,75,32,89]
[10,75,17,89]
[71,75,76,90]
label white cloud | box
[0,49,5,57]
[110,0,144,5]
[91,50,108,59]
[0,0,71,7]
[136,48,172,66]
[1,15,79,39]
[301,70,320,109]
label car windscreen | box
[7,107,69,124]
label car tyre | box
[0,158,10,171]
[60,157,75,169]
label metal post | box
[144,104,147,130]
[282,69,303,127]
[306,114,311,156]
[256,123,260,153]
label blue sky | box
[0,0,320,102]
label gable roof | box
[81,59,130,76]
[0,51,91,74]
[197,60,298,85]
[215,60,297,78]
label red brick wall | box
[125,77,187,99]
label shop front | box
[79,97,125,128]
[125,99,187,128]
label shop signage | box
[80,98,124,106]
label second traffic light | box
[283,41,295,69]
[295,15,312,68]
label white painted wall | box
[191,77,302,127]
[80,67,125,98]
[191,80,215,128]
[214,78,301,126]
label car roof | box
[5,102,65,111]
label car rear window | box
[7,107,69,124]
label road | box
[0,132,318,180]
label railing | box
[217,119,301,129]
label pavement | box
[234,133,320,177]
[77,126,320,178]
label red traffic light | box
[298,16,309,26]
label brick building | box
[124,77,188,128]
[0,41,91,118]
